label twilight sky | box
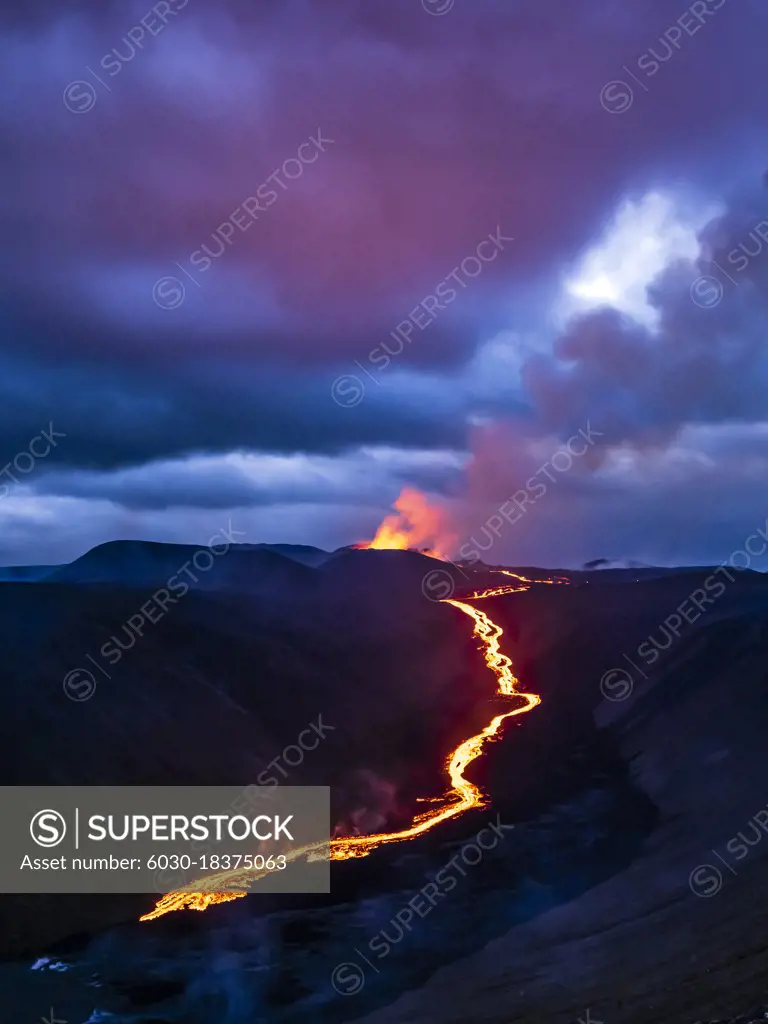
[1,0,768,567]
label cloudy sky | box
[1,0,767,567]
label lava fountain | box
[359,486,457,560]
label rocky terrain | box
[1,543,767,1022]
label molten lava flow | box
[140,574,555,923]
[466,582,529,599]
[496,569,570,586]
[360,487,456,560]
[465,569,567,599]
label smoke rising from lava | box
[361,486,458,560]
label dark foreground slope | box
[3,551,768,1024]
[0,544,479,958]
[355,571,768,1024]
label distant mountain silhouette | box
[252,542,331,567]
[46,539,314,591]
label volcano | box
[3,519,768,1024]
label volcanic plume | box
[360,486,457,560]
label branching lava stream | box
[140,571,563,922]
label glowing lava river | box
[140,569,565,922]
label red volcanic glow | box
[360,487,456,560]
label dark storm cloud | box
[0,0,766,472]
[28,447,465,510]
[1,0,768,568]
[0,348,466,471]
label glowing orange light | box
[360,487,456,560]
[139,505,568,922]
